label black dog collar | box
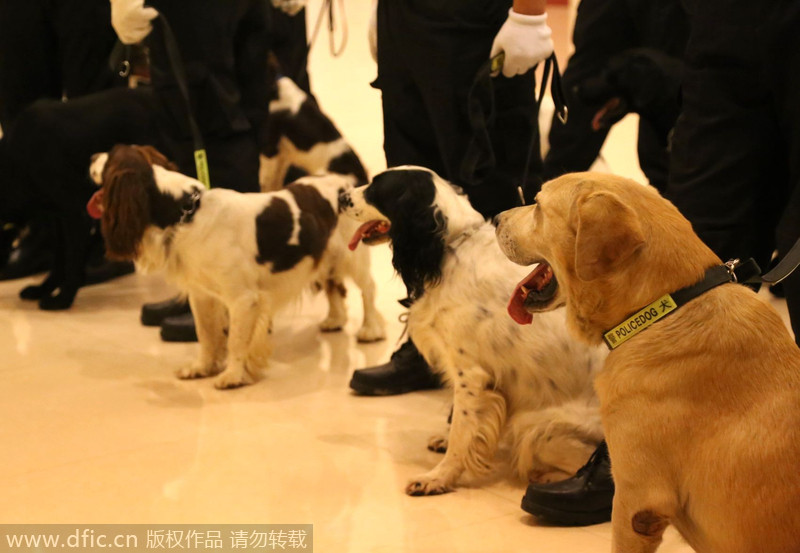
[603,258,761,350]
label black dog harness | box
[603,258,761,350]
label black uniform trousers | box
[145,0,271,193]
[269,7,311,95]
[665,0,800,343]
[543,0,688,191]
[0,0,118,130]
[374,0,540,219]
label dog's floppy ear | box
[101,162,153,261]
[372,171,447,300]
[574,190,645,281]
[390,186,447,300]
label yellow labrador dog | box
[495,172,800,553]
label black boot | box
[521,440,614,526]
[160,311,198,342]
[0,222,52,280]
[141,296,191,327]
[84,259,135,285]
[349,338,441,396]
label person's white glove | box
[110,0,158,45]
[490,9,554,78]
[368,0,378,62]
[271,0,307,16]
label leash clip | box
[724,258,741,283]
[556,105,569,125]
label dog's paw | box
[319,316,345,333]
[176,363,220,380]
[427,435,448,454]
[406,474,452,496]
[213,369,255,390]
[356,318,386,343]
[20,284,48,301]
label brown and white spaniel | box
[89,144,385,389]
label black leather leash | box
[763,239,800,285]
[520,52,567,200]
[462,52,568,200]
[156,13,210,189]
[109,12,211,189]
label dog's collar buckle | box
[602,258,760,350]
[179,190,202,224]
[724,257,762,286]
[724,258,741,283]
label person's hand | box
[110,0,158,45]
[490,9,553,78]
[271,0,307,16]
[368,0,378,62]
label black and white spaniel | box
[259,76,369,191]
[341,167,606,495]
[88,144,385,389]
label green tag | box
[194,149,210,189]
[603,294,677,349]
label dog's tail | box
[507,400,604,484]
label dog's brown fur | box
[496,172,800,553]
[100,145,177,260]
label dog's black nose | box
[491,214,502,227]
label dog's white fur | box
[91,153,385,389]
[342,167,606,494]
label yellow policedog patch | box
[604,294,677,349]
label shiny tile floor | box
[0,2,791,552]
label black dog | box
[576,47,683,145]
[1,86,158,309]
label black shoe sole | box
[159,315,198,342]
[160,326,198,342]
[521,494,612,527]
[84,261,135,286]
[348,376,441,396]
[141,299,190,327]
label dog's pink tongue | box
[87,189,104,220]
[348,221,375,251]
[508,271,535,325]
